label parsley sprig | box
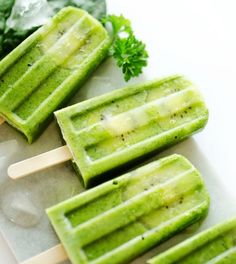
[103,15,148,82]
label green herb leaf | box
[112,34,148,81]
[103,14,148,81]
[102,14,131,36]
[0,0,15,56]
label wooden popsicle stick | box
[8,145,72,179]
[0,116,5,125]
[21,244,68,264]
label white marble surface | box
[1,0,236,263]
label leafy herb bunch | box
[103,15,148,81]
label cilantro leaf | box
[103,14,148,81]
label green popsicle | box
[148,217,236,264]
[47,154,210,264]
[0,7,111,143]
[55,75,208,187]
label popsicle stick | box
[21,244,68,264]
[8,145,72,179]
[0,116,5,125]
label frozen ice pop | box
[148,217,236,264]
[55,75,208,187]
[8,75,208,185]
[0,7,111,143]
[47,154,209,264]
